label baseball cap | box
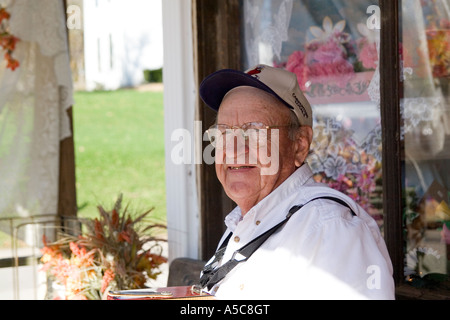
[199,64,313,127]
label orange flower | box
[101,269,115,293]
[6,55,19,71]
[0,35,19,52]
[0,8,10,23]
[69,242,82,256]
[1,37,20,71]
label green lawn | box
[73,89,166,224]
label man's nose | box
[224,132,249,162]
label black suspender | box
[199,196,356,291]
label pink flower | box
[358,39,378,70]
[69,242,82,257]
[357,166,376,193]
[286,50,308,90]
[311,40,346,64]
[303,39,354,78]
[308,60,354,78]
[101,269,115,293]
[442,224,450,245]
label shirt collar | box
[224,164,315,231]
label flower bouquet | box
[424,16,450,99]
[425,17,450,79]
[40,195,167,300]
[285,16,378,104]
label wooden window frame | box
[380,0,450,300]
[193,0,449,299]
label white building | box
[83,0,163,91]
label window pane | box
[242,0,384,229]
[401,0,450,289]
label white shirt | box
[206,164,395,300]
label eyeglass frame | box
[206,122,291,147]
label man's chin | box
[225,181,258,200]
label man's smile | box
[227,165,257,171]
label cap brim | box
[199,69,291,112]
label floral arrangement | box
[403,184,450,289]
[425,17,450,78]
[0,6,20,71]
[286,16,378,92]
[40,195,167,300]
[308,118,383,225]
[405,245,450,289]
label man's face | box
[214,86,303,215]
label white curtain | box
[402,0,450,159]
[0,0,73,218]
[243,0,294,68]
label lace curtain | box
[242,0,294,67]
[0,0,73,217]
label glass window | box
[241,0,384,230]
[401,0,450,290]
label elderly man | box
[198,64,395,300]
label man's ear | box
[294,126,313,167]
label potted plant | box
[40,194,167,300]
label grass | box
[72,88,166,224]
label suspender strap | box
[199,204,302,290]
[201,232,232,274]
[311,196,356,216]
[199,196,355,291]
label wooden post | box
[379,0,403,285]
[193,0,242,260]
[58,107,77,218]
[58,0,77,219]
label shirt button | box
[239,284,245,291]
[234,236,240,243]
[255,220,261,226]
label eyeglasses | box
[206,122,290,147]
